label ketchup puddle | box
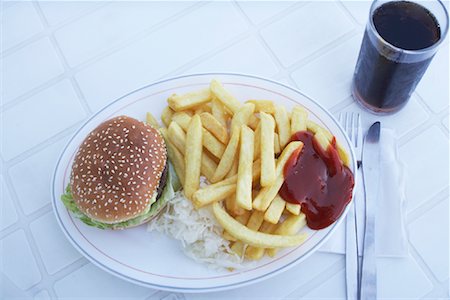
[279,131,354,230]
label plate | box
[52,73,357,293]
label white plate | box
[52,73,357,293]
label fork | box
[340,112,363,300]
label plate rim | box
[51,72,357,293]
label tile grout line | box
[0,171,54,298]
[1,1,204,112]
[231,0,306,83]
[0,1,111,59]
[53,1,205,74]
[337,0,366,28]
[406,188,449,224]
[283,256,345,299]
[32,0,93,118]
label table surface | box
[1,1,449,299]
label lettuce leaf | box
[61,165,180,229]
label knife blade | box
[360,122,381,300]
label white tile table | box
[1,1,449,299]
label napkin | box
[319,129,409,257]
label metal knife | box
[360,122,381,300]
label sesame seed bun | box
[69,115,167,225]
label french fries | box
[236,126,254,210]
[253,123,261,161]
[192,184,235,209]
[266,214,306,257]
[260,112,276,187]
[211,127,240,183]
[171,112,191,131]
[201,152,217,182]
[253,141,303,211]
[146,112,160,128]
[274,105,290,149]
[245,221,277,260]
[246,100,275,114]
[230,103,255,132]
[161,107,174,127]
[168,88,211,111]
[264,195,286,224]
[184,115,202,199]
[290,106,308,135]
[160,128,185,186]
[211,98,229,127]
[200,112,228,144]
[285,202,301,215]
[210,79,241,113]
[158,79,353,262]
[307,120,350,166]
[213,202,307,248]
[202,129,226,158]
[168,121,186,153]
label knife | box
[360,122,381,300]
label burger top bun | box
[70,116,167,224]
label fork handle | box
[345,202,359,300]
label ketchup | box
[279,131,354,230]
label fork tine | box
[346,112,353,145]
[352,112,359,148]
[356,113,363,149]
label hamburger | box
[61,115,179,229]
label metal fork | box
[340,112,363,300]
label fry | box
[210,79,242,114]
[167,121,217,181]
[168,88,211,111]
[192,184,235,208]
[171,112,191,131]
[171,112,226,158]
[274,132,281,154]
[236,126,254,210]
[184,115,202,199]
[267,214,306,257]
[307,120,350,166]
[248,115,260,130]
[194,103,212,115]
[247,210,265,231]
[225,192,246,217]
[146,112,160,128]
[223,212,250,241]
[253,141,303,211]
[274,105,291,149]
[211,127,240,183]
[285,202,301,215]
[161,107,174,127]
[253,123,261,161]
[202,129,226,158]
[246,100,275,114]
[290,105,308,135]
[260,112,276,187]
[213,202,307,248]
[264,195,286,224]
[201,152,217,182]
[230,103,255,132]
[160,128,185,186]
[245,221,277,260]
[211,98,229,127]
[314,129,330,152]
[167,121,186,153]
[200,112,228,144]
[226,157,239,178]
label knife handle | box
[360,178,377,299]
